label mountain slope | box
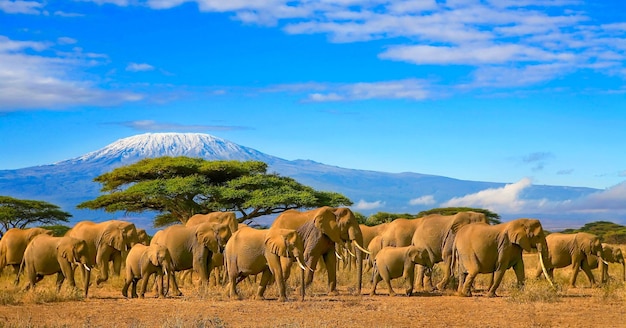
[0,132,601,231]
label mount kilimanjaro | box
[0,133,600,231]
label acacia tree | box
[78,156,352,227]
[0,196,71,238]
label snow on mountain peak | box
[64,132,277,165]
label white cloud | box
[0,0,43,14]
[562,181,626,213]
[442,177,535,213]
[126,63,155,72]
[304,79,431,102]
[115,120,250,132]
[353,199,385,211]
[0,36,143,111]
[409,195,436,206]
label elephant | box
[534,232,604,287]
[379,211,487,291]
[0,227,53,280]
[224,227,311,301]
[122,243,173,299]
[65,220,139,285]
[413,211,487,291]
[454,218,552,297]
[150,222,231,296]
[598,245,625,283]
[18,235,93,297]
[270,206,370,295]
[370,244,435,296]
[186,211,238,234]
[136,229,151,245]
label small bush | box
[507,279,560,303]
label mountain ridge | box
[0,132,604,232]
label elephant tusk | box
[164,268,168,276]
[352,240,372,255]
[601,258,609,265]
[83,263,91,272]
[335,250,343,261]
[345,245,356,258]
[295,256,307,271]
[538,251,554,288]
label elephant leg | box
[140,274,152,298]
[415,265,425,291]
[405,267,415,296]
[370,271,381,296]
[323,251,338,295]
[169,272,183,296]
[570,261,581,287]
[459,271,476,297]
[55,272,65,292]
[227,273,241,300]
[487,269,507,297]
[122,278,131,298]
[267,254,287,302]
[256,269,273,300]
[112,252,122,276]
[580,260,596,287]
[513,261,526,288]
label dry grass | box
[0,252,624,328]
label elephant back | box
[271,209,310,230]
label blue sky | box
[1,0,626,195]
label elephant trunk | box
[536,242,554,288]
[349,230,365,295]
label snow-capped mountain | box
[0,132,606,232]
[59,133,284,167]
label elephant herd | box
[0,209,624,302]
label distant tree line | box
[560,221,626,244]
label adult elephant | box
[455,218,552,297]
[65,220,139,285]
[412,211,488,290]
[19,235,93,297]
[535,232,604,287]
[186,211,238,284]
[0,227,53,280]
[225,227,311,301]
[150,222,231,296]
[271,206,369,295]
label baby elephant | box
[19,235,93,297]
[123,243,173,298]
[371,245,434,296]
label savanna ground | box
[1,249,624,328]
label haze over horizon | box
[2,1,626,195]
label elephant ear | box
[197,228,218,253]
[102,225,125,251]
[148,247,160,267]
[57,241,74,261]
[313,208,342,244]
[265,229,290,257]
[510,220,533,252]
